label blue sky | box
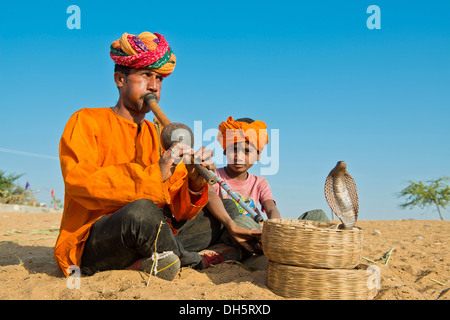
[1,1,449,220]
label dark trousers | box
[81,198,239,275]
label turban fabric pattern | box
[110,32,176,77]
[217,116,269,153]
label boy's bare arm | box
[262,199,281,219]
[206,187,235,230]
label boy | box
[208,116,281,220]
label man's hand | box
[159,144,216,187]
[184,146,216,191]
[159,144,180,182]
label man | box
[54,31,260,281]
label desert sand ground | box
[0,211,449,300]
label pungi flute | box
[145,93,264,223]
[209,171,264,223]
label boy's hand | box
[228,222,263,253]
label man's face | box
[225,141,260,174]
[116,68,163,115]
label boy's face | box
[225,141,260,174]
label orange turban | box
[217,116,269,152]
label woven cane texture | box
[267,261,371,300]
[262,219,363,269]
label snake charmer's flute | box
[144,93,264,223]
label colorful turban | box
[110,31,176,77]
[217,116,269,152]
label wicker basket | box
[267,261,371,300]
[262,219,363,269]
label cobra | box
[324,161,359,229]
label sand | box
[0,211,449,300]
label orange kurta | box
[54,108,208,276]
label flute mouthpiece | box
[144,93,158,105]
